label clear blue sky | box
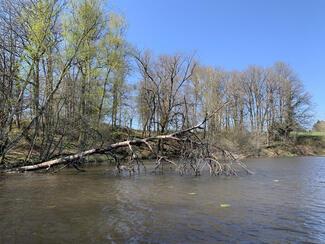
[112,0,325,123]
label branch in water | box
[14,102,252,176]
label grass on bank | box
[291,131,325,137]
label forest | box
[0,0,316,174]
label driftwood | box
[14,103,253,176]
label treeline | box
[137,55,311,149]
[0,0,311,165]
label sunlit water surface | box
[1,157,325,243]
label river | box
[1,157,325,243]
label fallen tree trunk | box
[18,136,170,171]
[18,126,204,172]
[14,103,253,175]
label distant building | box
[313,120,325,132]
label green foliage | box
[63,0,103,60]
[22,0,60,58]
[99,13,127,71]
[291,131,325,137]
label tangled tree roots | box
[11,103,253,176]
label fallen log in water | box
[14,103,253,175]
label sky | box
[111,0,325,123]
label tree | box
[136,52,196,134]
[99,14,129,127]
[63,0,104,150]
[0,0,24,163]
[270,62,312,140]
[189,66,226,136]
[313,121,325,132]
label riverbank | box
[1,123,324,172]
[257,135,325,158]
[249,144,324,159]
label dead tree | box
[10,103,252,176]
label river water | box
[1,157,325,243]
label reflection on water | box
[1,157,325,243]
